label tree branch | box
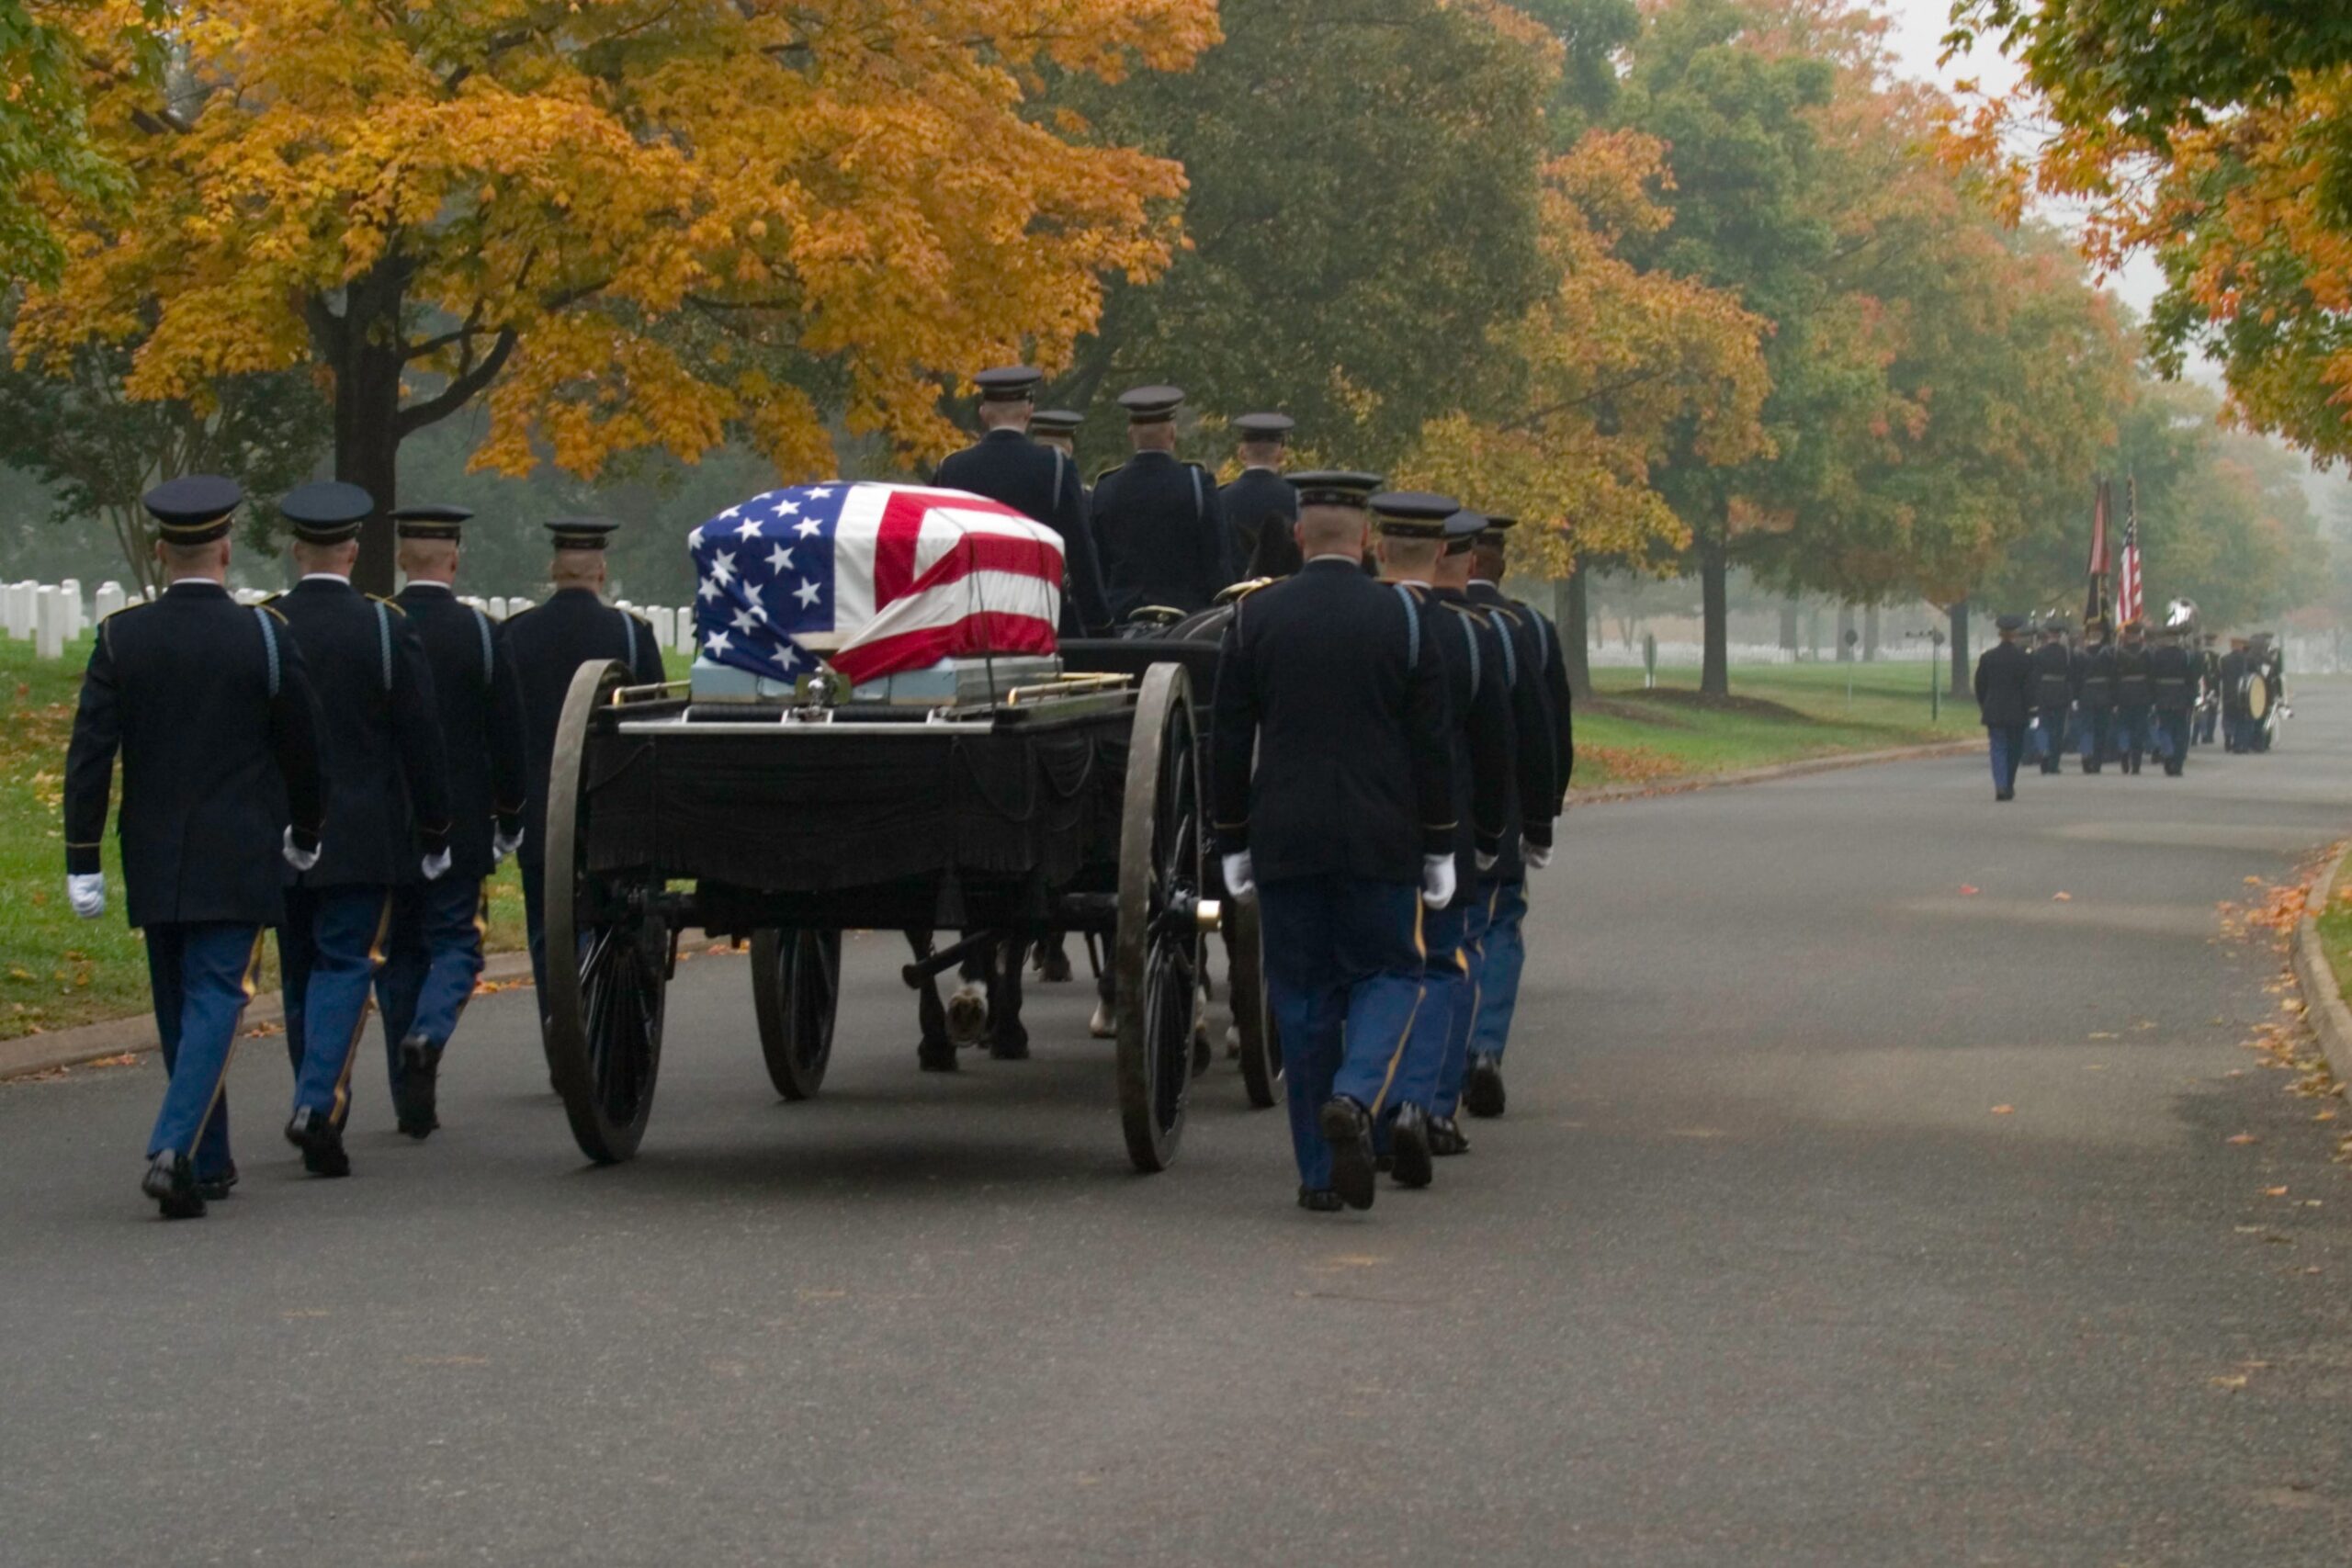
[396,328,517,436]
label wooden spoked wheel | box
[1114,662,1204,1172]
[544,660,669,1165]
[751,928,842,1100]
[1227,895,1282,1110]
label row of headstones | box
[3,581,706,661]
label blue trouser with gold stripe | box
[1391,899,1472,1118]
[1434,884,1497,1118]
[281,884,391,1128]
[1468,878,1529,1063]
[144,922,266,1174]
[1257,875,1426,1190]
[376,876,488,1091]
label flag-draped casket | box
[688,482,1063,686]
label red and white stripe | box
[825,484,1062,683]
[2118,519,2143,628]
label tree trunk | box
[316,260,411,595]
[1700,536,1729,697]
[1863,602,1881,661]
[1778,600,1799,657]
[1836,603,1856,662]
[1948,599,1971,698]
[1557,569,1592,699]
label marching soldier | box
[1458,515,1566,1119]
[1220,412,1302,580]
[932,367,1112,637]
[2110,618,2154,774]
[64,477,325,1217]
[1374,506,1513,1190]
[2029,619,2075,774]
[1019,403,1089,986]
[2251,633,2286,751]
[2194,632,2223,746]
[2149,623,2196,776]
[1029,407,1084,463]
[269,482,453,1179]
[501,520,667,1010]
[373,505,530,1137]
[2075,617,2116,772]
[1210,477,1454,1213]
[1091,385,1230,621]
[1973,614,2033,801]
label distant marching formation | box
[1971,601,2288,802]
[63,369,1577,1220]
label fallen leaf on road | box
[2088,1032,2119,1040]
[2211,1374,2249,1390]
[2227,1133,2261,1145]
[2245,875,2265,886]
[1990,1105,2015,1115]
[2265,1186,2290,1197]
[2052,891,2072,901]
[1959,885,1979,896]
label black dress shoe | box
[1317,1098,1377,1211]
[1995,789,2014,802]
[284,1110,351,1178]
[1464,1054,1507,1119]
[1429,1115,1469,1156]
[916,1039,958,1073]
[1390,1104,1434,1189]
[1297,1187,1344,1213]
[394,1032,440,1139]
[141,1152,206,1220]
[195,1161,240,1201]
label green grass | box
[2313,850,2352,1013]
[1572,660,1979,789]
[0,633,529,1043]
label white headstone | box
[7,581,31,639]
[649,606,674,649]
[59,579,83,641]
[506,596,532,617]
[676,606,696,653]
[95,581,126,622]
[486,596,506,619]
[35,586,62,659]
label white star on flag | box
[736,514,765,539]
[794,518,823,539]
[729,605,759,635]
[706,629,732,657]
[696,578,720,603]
[710,549,736,585]
[766,544,793,574]
[719,504,742,520]
[794,578,822,608]
[769,496,800,516]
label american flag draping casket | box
[687,482,1064,686]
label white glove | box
[282,828,321,873]
[1220,851,1254,899]
[66,873,106,919]
[1421,853,1456,909]
[492,825,525,864]
[1525,842,1554,872]
[422,847,452,882]
[1475,850,1498,874]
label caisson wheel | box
[752,928,842,1100]
[1114,662,1204,1172]
[1227,895,1282,1110]
[544,660,669,1164]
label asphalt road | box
[6,689,2351,1567]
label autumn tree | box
[1,2,159,286]
[1951,0,2352,463]
[20,0,1217,591]
[1045,0,1557,474]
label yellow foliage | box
[1395,133,1770,579]
[19,0,1219,480]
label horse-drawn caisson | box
[536,481,1274,1173]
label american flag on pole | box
[2084,477,2111,628]
[2117,478,2143,627]
[688,482,1063,686]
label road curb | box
[0,951,538,1083]
[2289,839,2352,1086]
[1566,738,1981,807]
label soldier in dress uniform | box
[1973,614,2034,801]
[2149,623,2196,776]
[2028,619,2075,774]
[1029,407,1084,461]
[64,477,326,1217]
[1210,477,1455,1212]
[2219,634,2252,751]
[1091,385,1230,621]
[1220,412,1302,581]
[268,482,454,1178]
[2194,633,2223,746]
[1457,515,1567,1120]
[1381,507,1518,1187]
[1026,402,1091,987]
[500,520,667,1010]
[932,367,1112,637]
[372,505,530,1137]
[2075,617,2116,772]
[2110,618,2154,774]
